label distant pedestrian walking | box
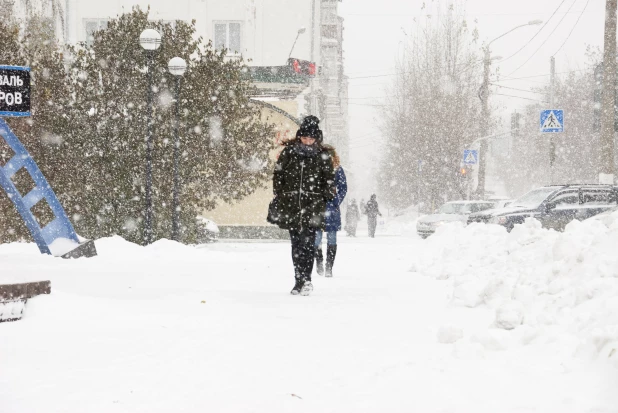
[366,194,382,238]
[270,116,335,296]
[314,145,347,277]
[345,199,360,237]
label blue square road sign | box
[540,109,564,133]
[463,149,478,165]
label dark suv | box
[467,185,618,231]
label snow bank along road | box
[1,217,618,412]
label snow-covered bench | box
[0,281,50,322]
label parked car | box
[196,216,219,242]
[584,204,618,226]
[467,185,618,232]
[491,198,513,209]
[416,200,496,238]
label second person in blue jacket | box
[315,145,347,277]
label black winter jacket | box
[272,142,335,230]
[366,199,381,218]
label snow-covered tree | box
[61,8,273,244]
[378,2,483,211]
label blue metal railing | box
[0,118,79,254]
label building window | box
[321,25,337,39]
[214,21,242,54]
[84,19,108,46]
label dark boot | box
[290,277,303,295]
[315,247,324,276]
[300,278,313,296]
[325,245,337,277]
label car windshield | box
[438,203,490,214]
[439,203,466,214]
[511,187,557,208]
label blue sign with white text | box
[463,149,478,165]
[0,65,31,117]
[540,109,564,133]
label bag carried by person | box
[267,197,281,225]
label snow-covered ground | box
[2,215,618,412]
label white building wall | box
[63,0,320,68]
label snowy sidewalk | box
[1,233,617,412]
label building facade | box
[317,0,348,163]
[14,0,348,159]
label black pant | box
[289,227,317,281]
[368,216,377,238]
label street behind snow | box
[2,218,618,412]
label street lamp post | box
[168,57,187,242]
[288,27,306,60]
[139,28,162,245]
[477,20,542,199]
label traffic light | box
[288,58,316,77]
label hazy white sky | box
[340,0,606,194]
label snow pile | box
[383,204,420,236]
[47,237,80,257]
[410,215,618,367]
[436,324,464,344]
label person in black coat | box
[272,116,335,295]
[366,194,382,238]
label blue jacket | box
[324,167,347,231]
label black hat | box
[296,115,322,142]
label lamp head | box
[528,19,543,26]
[298,27,306,34]
[168,57,187,76]
[139,29,162,51]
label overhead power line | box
[498,0,568,65]
[506,0,578,77]
[492,68,586,82]
[490,83,546,95]
[347,72,399,80]
[553,0,590,56]
[495,93,549,103]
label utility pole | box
[600,0,617,185]
[476,21,543,198]
[477,47,491,199]
[400,29,418,213]
[549,56,556,185]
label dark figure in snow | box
[314,145,347,278]
[345,199,360,237]
[366,194,382,238]
[272,116,335,295]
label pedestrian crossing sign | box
[540,109,564,133]
[463,149,478,165]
